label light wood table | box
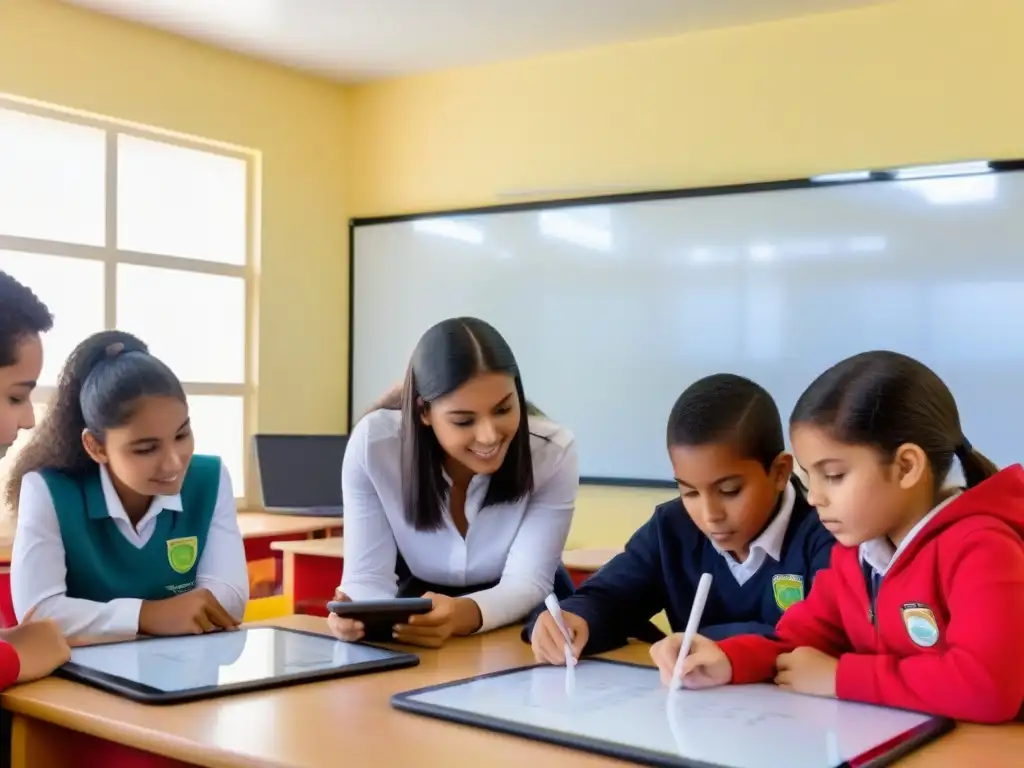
[562,547,621,585]
[270,537,344,614]
[4,615,1022,767]
[237,512,342,540]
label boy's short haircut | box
[0,271,53,367]
[666,373,784,471]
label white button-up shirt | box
[710,481,797,586]
[11,462,249,638]
[340,409,578,632]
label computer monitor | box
[253,434,348,517]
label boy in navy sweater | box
[529,374,836,663]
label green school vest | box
[41,455,221,603]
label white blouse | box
[340,409,579,632]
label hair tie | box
[955,436,973,458]
[105,342,125,358]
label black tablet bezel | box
[390,659,954,768]
[58,626,419,705]
[327,597,433,617]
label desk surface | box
[237,512,341,539]
[561,547,621,572]
[3,615,1020,768]
[270,536,343,558]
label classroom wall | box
[0,0,350,503]
[346,0,1023,547]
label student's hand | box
[1,617,72,683]
[327,589,364,642]
[393,593,480,648]
[531,609,587,665]
[138,588,240,636]
[775,646,837,698]
[650,633,732,689]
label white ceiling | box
[63,0,890,83]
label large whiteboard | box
[352,164,1024,483]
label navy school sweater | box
[524,479,836,654]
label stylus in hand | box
[669,572,713,693]
[544,594,576,668]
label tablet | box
[60,626,418,704]
[391,660,953,768]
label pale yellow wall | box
[0,0,351,506]
[346,0,1023,547]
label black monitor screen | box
[254,434,348,509]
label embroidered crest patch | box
[901,602,940,647]
[166,536,199,574]
[772,574,805,611]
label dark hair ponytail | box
[792,350,998,490]
[5,330,185,511]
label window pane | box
[0,251,105,386]
[117,135,247,266]
[0,403,48,515]
[0,108,106,245]
[187,395,244,497]
[116,264,245,383]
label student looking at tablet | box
[661,351,1024,724]
[8,330,249,640]
[530,374,836,664]
[329,317,578,648]
[0,271,70,688]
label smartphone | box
[326,597,433,638]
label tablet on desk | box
[391,659,953,768]
[59,626,418,705]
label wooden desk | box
[3,614,1021,767]
[237,513,341,602]
[271,537,343,615]
[562,547,621,586]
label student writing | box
[659,351,1024,724]
[8,330,249,639]
[530,374,835,663]
[0,271,70,688]
[329,317,578,648]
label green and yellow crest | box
[772,574,805,611]
[166,536,199,574]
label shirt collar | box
[711,481,796,563]
[97,463,183,523]
[859,489,962,576]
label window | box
[0,98,255,506]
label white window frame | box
[0,94,260,505]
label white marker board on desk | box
[391,659,952,768]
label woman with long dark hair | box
[329,317,578,647]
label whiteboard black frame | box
[389,659,954,768]
[349,157,1024,488]
[58,626,419,705]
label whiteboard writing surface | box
[391,660,951,768]
[351,164,1024,484]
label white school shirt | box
[11,462,250,638]
[340,409,579,633]
[709,481,797,586]
[859,490,963,577]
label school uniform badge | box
[167,536,199,574]
[901,603,940,647]
[772,574,804,610]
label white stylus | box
[669,572,713,692]
[544,593,576,667]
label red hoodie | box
[0,639,20,689]
[718,465,1024,724]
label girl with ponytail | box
[652,351,1024,724]
[8,330,249,640]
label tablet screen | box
[395,661,945,768]
[68,627,401,693]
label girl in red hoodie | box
[0,271,71,689]
[652,350,1024,724]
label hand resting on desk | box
[1,614,71,683]
[138,588,239,636]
